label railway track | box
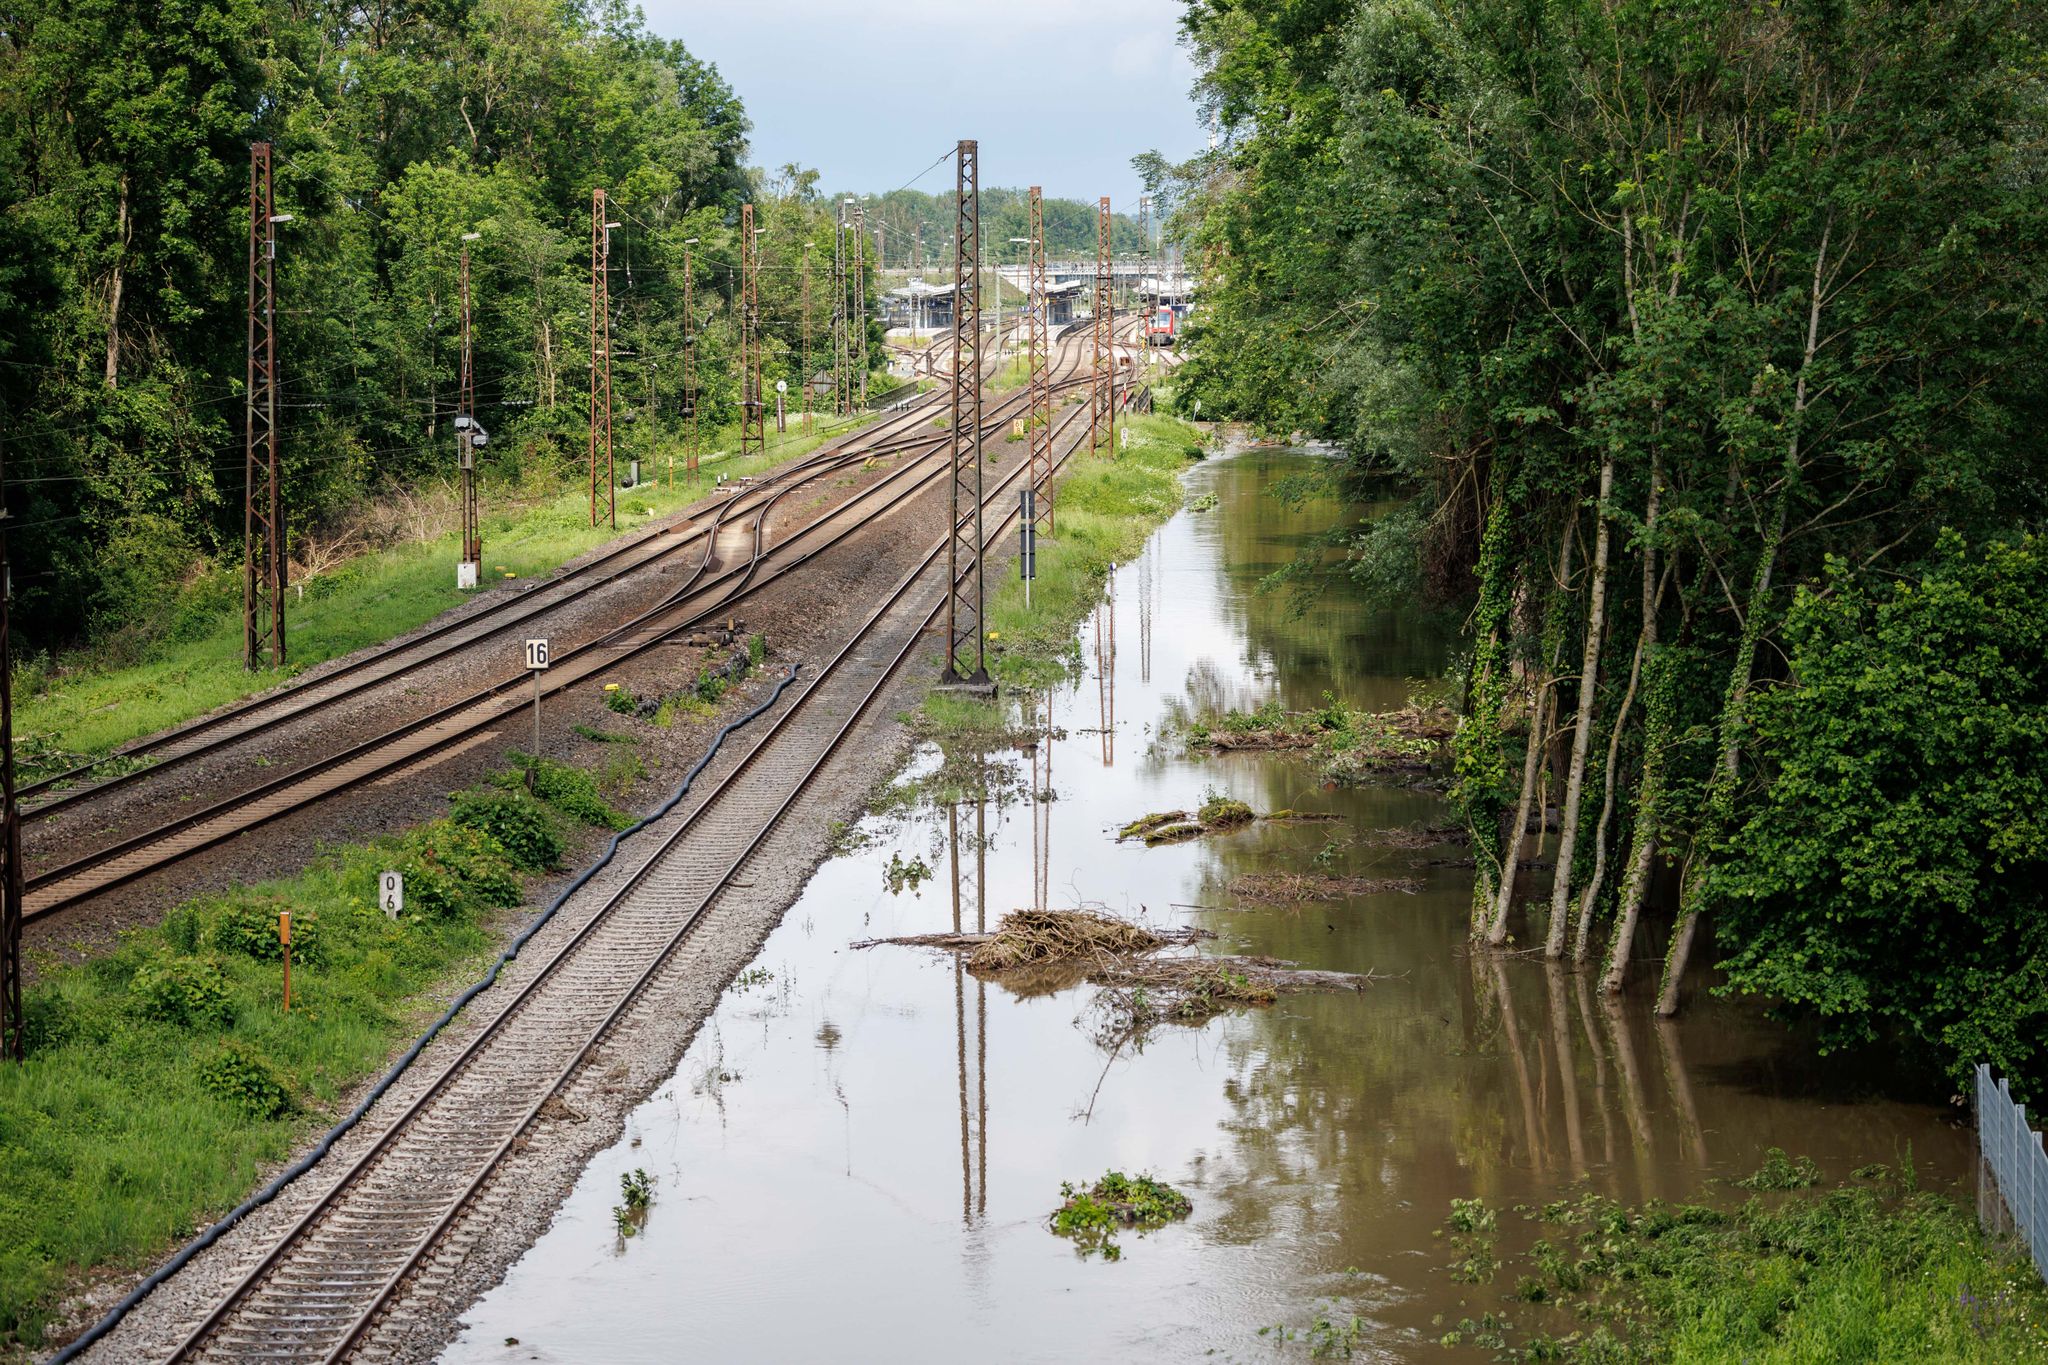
[20,350,993,817]
[22,324,1125,922]
[150,373,1116,1365]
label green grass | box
[16,417,872,782]
[973,412,1198,693]
[0,765,624,1350]
[1434,1163,2048,1363]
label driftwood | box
[852,908,1215,972]
[1227,872,1425,905]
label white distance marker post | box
[525,638,551,786]
[378,870,404,921]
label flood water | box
[443,447,1972,1364]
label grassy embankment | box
[1418,1159,2048,1363]
[0,752,644,1353]
[918,409,1201,741]
[17,413,870,781]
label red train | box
[1144,305,1177,347]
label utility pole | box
[682,237,699,478]
[589,188,616,528]
[1026,186,1054,535]
[852,201,869,407]
[1138,194,1153,360]
[1091,195,1114,455]
[800,241,814,434]
[943,139,987,686]
[833,206,849,417]
[739,203,765,462]
[1,442,20,1062]
[244,142,286,670]
[913,222,925,336]
[457,232,482,587]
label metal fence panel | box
[1978,1064,2048,1284]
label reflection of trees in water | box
[1181,942,1911,1273]
[1203,454,1451,709]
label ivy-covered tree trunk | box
[1457,482,1517,937]
[1548,457,1612,956]
[1596,448,1663,988]
[1658,515,1779,1013]
[1488,532,1572,946]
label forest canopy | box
[1154,0,2048,1093]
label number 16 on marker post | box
[525,640,550,786]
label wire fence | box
[1977,1064,2048,1283]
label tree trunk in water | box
[104,172,129,389]
[1601,663,1670,995]
[1656,222,1827,1014]
[1655,506,1785,1013]
[1488,532,1573,946]
[1546,454,1613,956]
[1592,449,1662,985]
[1572,624,1645,961]
[1485,687,1548,945]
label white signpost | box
[378,871,404,920]
[525,639,550,783]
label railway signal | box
[245,142,287,669]
[1019,487,1038,610]
[590,190,618,529]
[1,452,20,1061]
[682,237,700,479]
[457,231,483,589]
[942,139,989,687]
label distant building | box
[883,280,960,331]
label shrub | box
[208,894,323,966]
[423,823,523,907]
[514,755,630,829]
[603,687,638,716]
[373,845,470,921]
[198,1042,292,1119]
[450,790,563,871]
[128,956,233,1028]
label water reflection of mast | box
[1031,691,1053,912]
[1138,553,1153,684]
[1093,572,1117,767]
[948,797,989,1223]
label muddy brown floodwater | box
[441,447,1973,1364]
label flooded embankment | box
[443,447,1970,1363]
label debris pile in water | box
[1227,872,1424,905]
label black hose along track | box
[69,365,1131,1365]
[24,326,1114,922]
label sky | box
[636,0,1208,209]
